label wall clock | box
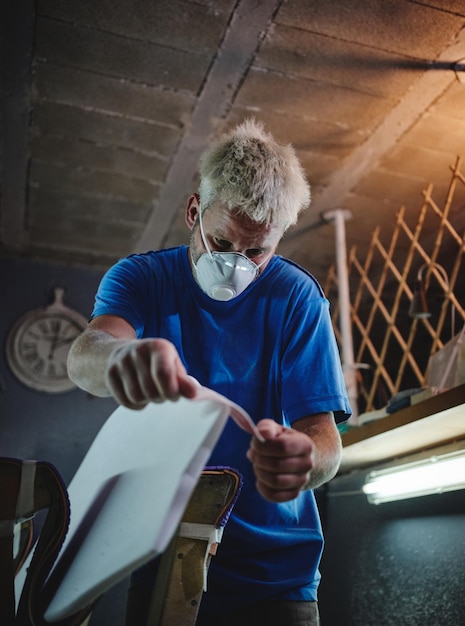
[5,287,88,393]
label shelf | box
[339,383,465,473]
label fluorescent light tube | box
[363,450,465,504]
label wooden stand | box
[340,383,465,473]
[145,468,241,626]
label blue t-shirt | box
[92,245,351,612]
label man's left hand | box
[247,419,314,502]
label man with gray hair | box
[68,119,351,625]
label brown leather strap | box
[0,457,95,626]
[0,458,33,626]
[0,527,16,626]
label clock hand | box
[48,330,60,359]
[52,336,76,348]
[47,334,77,360]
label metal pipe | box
[321,208,359,422]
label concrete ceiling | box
[2,0,465,294]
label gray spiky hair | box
[198,119,311,229]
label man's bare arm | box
[67,315,137,396]
[292,412,342,489]
[67,315,198,408]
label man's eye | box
[214,239,232,250]
[246,249,263,258]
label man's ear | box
[185,194,200,230]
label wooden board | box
[340,384,465,472]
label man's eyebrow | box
[211,228,231,241]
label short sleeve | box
[281,294,351,424]
[91,256,151,336]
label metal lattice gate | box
[324,157,465,414]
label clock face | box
[6,310,86,393]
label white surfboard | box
[42,387,259,622]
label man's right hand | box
[106,337,199,409]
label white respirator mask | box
[192,207,268,301]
